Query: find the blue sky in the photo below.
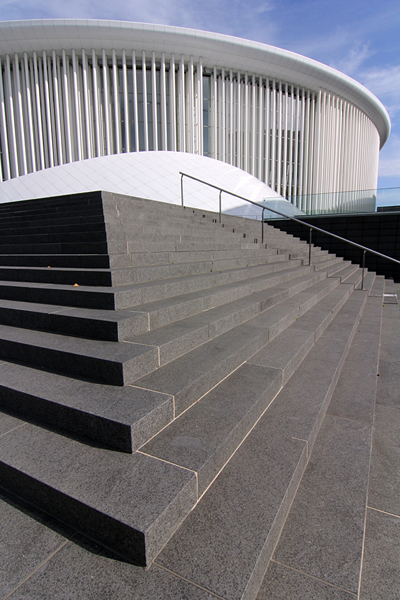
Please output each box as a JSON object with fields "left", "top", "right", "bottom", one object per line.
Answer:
{"left": 1, "top": 0, "right": 399, "bottom": 190}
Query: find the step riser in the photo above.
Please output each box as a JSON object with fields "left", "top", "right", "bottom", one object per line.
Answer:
{"left": 0, "top": 242, "right": 109, "bottom": 255}
{"left": 0, "top": 284, "right": 115, "bottom": 309}
{"left": 0, "top": 223, "right": 107, "bottom": 237}
{"left": 0, "top": 338, "right": 159, "bottom": 385}
{"left": 0, "top": 255, "right": 110, "bottom": 268}
{"left": 111, "top": 254, "right": 291, "bottom": 287}
{"left": 0, "top": 268, "right": 112, "bottom": 286}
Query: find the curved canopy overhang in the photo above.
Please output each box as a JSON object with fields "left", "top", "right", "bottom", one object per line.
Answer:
{"left": 0, "top": 19, "right": 391, "bottom": 149}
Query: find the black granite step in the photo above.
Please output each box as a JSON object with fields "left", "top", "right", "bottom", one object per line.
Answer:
{"left": 0, "top": 230, "right": 108, "bottom": 246}
{"left": 0, "top": 266, "right": 112, "bottom": 286}
{"left": 0, "top": 221, "right": 106, "bottom": 237}
{"left": 0, "top": 254, "right": 110, "bottom": 268}
{"left": 0, "top": 240, "right": 109, "bottom": 255}
{"left": 0, "top": 300, "right": 148, "bottom": 341}
{"left": 0, "top": 324, "right": 159, "bottom": 385}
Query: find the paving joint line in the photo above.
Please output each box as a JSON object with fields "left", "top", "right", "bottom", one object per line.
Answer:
{"left": 1, "top": 538, "right": 71, "bottom": 600}
{"left": 270, "top": 559, "right": 358, "bottom": 597}
{"left": 367, "top": 506, "right": 400, "bottom": 519}
{"left": 153, "top": 561, "right": 228, "bottom": 600}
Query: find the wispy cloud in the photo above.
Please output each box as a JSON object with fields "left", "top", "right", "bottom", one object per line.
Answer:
{"left": 331, "top": 42, "right": 372, "bottom": 76}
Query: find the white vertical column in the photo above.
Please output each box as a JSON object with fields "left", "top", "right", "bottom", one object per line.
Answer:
{"left": 71, "top": 49, "right": 82, "bottom": 160}
{"left": 264, "top": 77, "right": 270, "bottom": 185}
{"left": 244, "top": 72, "right": 249, "bottom": 171}
{"left": 250, "top": 74, "right": 256, "bottom": 176}
{"left": 131, "top": 50, "right": 139, "bottom": 152}
{"left": 236, "top": 71, "right": 241, "bottom": 168}
{"left": 188, "top": 56, "right": 194, "bottom": 154}
{"left": 151, "top": 51, "right": 158, "bottom": 151}
{"left": 32, "top": 52, "right": 45, "bottom": 170}
{"left": 112, "top": 49, "right": 121, "bottom": 154}
{"left": 212, "top": 66, "right": 217, "bottom": 158}
{"left": 270, "top": 79, "right": 276, "bottom": 190}
{"left": 221, "top": 67, "right": 226, "bottom": 162}
{"left": 5, "top": 54, "right": 19, "bottom": 176}
{"left": 293, "top": 87, "right": 300, "bottom": 203}
{"left": 313, "top": 90, "right": 321, "bottom": 196}
{"left": 276, "top": 81, "right": 283, "bottom": 194}
{"left": 13, "top": 53, "right": 27, "bottom": 174}
{"left": 229, "top": 69, "right": 233, "bottom": 164}
{"left": 20, "top": 54, "right": 33, "bottom": 171}
{"left": 91, "top": 50, "right": 101, "bottom": 157}
{"left": 178, "top": 54, "right": 185, "bottom": 152}
{"left": 141, "top": 51, "right": 149, "bottom": 151}
{"left": 288, "top": 87, "right": 295, "bottom": 198}
{"left": 81, "top": 49, "right": 91, "bottom": 159}
{"left": 282, "top": 82, "right": 288, "bottom": 196}
{"left": 257, "top": 75, "right": 263, "bottom": 180}
{"left": 197, "top": 58, "right": 203, "bottom": 155}
{"left": 160, "top": 52, "right": 167, "bottom": 150}
{"left": 0, "top": 58, "right": 11, "bottom": 180}
{"left": 62, "top": 50, "right": 72, "bottom": 162}
{"left": 169, "top": 54, "right": 176, "bottom": 151}
{"left": 122, "top": 49, "right": 130, "bottom": 153}
{"left": 42, "top": 51, "right": 54, "bottom": 167}
{"left": 51, "top": 51, "right": 63, "bottom": 164}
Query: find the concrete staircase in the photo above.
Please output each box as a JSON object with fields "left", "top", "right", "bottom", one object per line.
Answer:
{"left": 0, "top": 191, "right": 382, "bottom": 599}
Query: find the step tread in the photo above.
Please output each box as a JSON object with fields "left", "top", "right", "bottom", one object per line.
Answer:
{"left": 154, "top": 293, "right": 368, "bottom": 600}
{"left": 0, "top": 324, "right": 158, "bottom": 385}
{"left": 134, "top": 278, "right": 341, "bottom": 414}
{"left": 0, "top": 417, "right": 197, "bottom": 566}
{"left": 0, "top": 360, "right": 173, "bottom": 453}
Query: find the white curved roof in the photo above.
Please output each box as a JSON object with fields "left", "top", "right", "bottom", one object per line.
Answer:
{"left": 0, "top": 151, "right": 290, "bottom": 219}
{"left": 0, "top": 19, "right": 390, "bottom": 148}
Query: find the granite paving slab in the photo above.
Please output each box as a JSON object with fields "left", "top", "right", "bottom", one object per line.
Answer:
{"left": 272, "top": 414, "right": 372, "bottom": 594}
{"left": 141, "top": 363, "right": 282, "bottom": 496}
{"left": 256, "top": 561, "right": 357, "bottom": 600}
{"left": 0, "top": 362, "right": 174, "bottom": 452}
{"left": 368, "top": 404, "right": 400, "bottom": 517}
{"left": 0, "top": 420, "right": 197, "bottom": 566}
{"left": 0, "top": 490, "right": 72, "bottom": 598}
{"left": 359, "top": 509, "right": 400, "bottom": 600}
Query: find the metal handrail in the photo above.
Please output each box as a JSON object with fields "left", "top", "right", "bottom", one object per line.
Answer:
{"left": 180, "top": 171, "right": 400, "bottom": 290}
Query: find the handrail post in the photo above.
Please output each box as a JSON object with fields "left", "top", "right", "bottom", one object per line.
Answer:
{"left": 309, "top": 228, "right": 312, "bottom": 266}
{"left": 219, "top": 190, "right": 222, "bottom": 224}
{"left": 261, "top": 207, "right": 265, "bottom": 244}
{"left": 181, "top": 173, "right": 184, "bottom": 207}
{"left": 361, "top": 249, "right": 366, "bottom": 290}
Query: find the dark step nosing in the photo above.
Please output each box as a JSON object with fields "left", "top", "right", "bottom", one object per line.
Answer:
{"left": 0, "top": 242, "right": 109, "bottom": 255}
{"left": 0, "top": 282, "right": 116, "bottom": 309}
{"left": 0, "top": 426, "right": 197, "bottom": 566}
{"left": 0, "top": 362, "right": 174, "bottom": 452}
{"left": 0, "top": 302, "right": 149, "bottom": 341}
{"left": 0, "top": 328, "right": 159, "bottom": 385}
{"left": 0, "top": 266, "right": 113, "bottom": 286}
{"left": 0, "top": 254, "right": 110, "bottom": 268}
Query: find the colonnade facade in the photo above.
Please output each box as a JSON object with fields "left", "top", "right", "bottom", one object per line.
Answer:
{"left": 0, "top": 44, "right": 382, "bottom": 211}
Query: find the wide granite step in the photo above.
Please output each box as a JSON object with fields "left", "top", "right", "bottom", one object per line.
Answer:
{"left": 0, "top": 324, "right": 159, "bottom": 385}
{"left": 0, "top": 280, "right": 372, "bottom": 573}
{"left": 153, "top": 289, "right": 371, "bottom": 600}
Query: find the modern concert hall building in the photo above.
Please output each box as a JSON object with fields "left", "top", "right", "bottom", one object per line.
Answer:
{"left": 0, "top": 19, "right": 391, "bottom": 213}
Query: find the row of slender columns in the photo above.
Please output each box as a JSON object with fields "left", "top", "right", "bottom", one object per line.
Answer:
{"left": 0, "top": 49, "right": 380, "bottom": 213}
